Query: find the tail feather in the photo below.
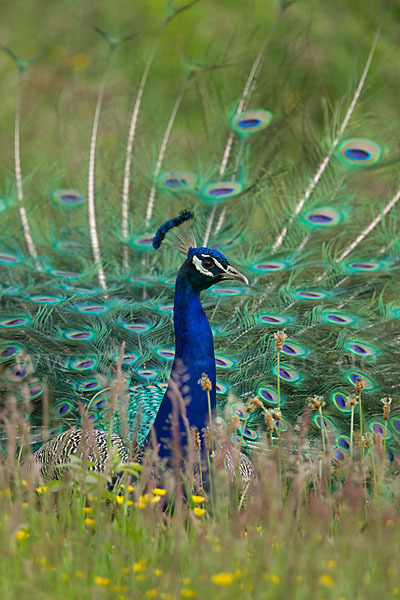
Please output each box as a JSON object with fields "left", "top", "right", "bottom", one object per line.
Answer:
{"left": 0, "top": 3, "right": 399, "bottom": 466}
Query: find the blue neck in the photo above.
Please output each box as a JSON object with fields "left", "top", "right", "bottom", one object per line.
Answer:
{"left": 152, "top": 264, "right": 216, "bottom": 457}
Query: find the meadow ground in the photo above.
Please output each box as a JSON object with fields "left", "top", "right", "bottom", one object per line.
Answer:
{"left": 0, "top": 420, "right": 399, "bottom": 600}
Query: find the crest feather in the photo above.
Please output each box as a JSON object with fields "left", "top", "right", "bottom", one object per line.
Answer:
{"left": 152, "top": 210, "right": 196, "bottom": 254}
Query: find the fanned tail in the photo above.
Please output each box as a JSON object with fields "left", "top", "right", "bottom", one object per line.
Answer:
{"left": 0, "top": 3, "right": 399, "bottom": 470}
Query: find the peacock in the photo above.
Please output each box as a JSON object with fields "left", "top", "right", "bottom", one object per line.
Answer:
{"left": 0, "top": 0, "right": 400, "bottom": 480}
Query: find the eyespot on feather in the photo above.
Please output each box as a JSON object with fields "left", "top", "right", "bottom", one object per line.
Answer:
{"left": 201, "top": 181, "right": 243, "bottom": 202}
{"left": 52, "top": 189, "right": 84, "bottom": 206}
{"left": 158, "top": 171, "right": 197, "bottom": 192}
{"left": 336, "top": 138, "right": 382, "bottom": 166}
{"left": 231, "top": 109, "right": 273, "bottom": 136}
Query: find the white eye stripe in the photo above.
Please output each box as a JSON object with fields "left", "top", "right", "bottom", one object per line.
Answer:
{"left": 199, "top": 254, "right": 225, "bottom": 271}
{"left": 192, "top": 255, "right": 214, "bottom": 277}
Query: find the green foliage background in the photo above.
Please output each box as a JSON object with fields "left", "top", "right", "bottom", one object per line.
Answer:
{"left": 0, "top": 0, "right": 399, "bottom": 181}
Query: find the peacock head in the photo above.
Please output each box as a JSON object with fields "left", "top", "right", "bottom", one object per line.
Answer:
{"left": 152, "top": 210, "right": 249, "bottom": 291}
{"left": 185, "top": 246, "right": 248, "bottom": 291}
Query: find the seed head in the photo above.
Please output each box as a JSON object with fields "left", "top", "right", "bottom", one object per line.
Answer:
{"left": 274, "top": 330, "right": 287, "bottom": 352}
{"left": 362, "top": 432, "right": 374, "bottom": 449}
{"left": 192, "top": 427, "right": 201, "bottom": 450}
{"left": 264, "top": 412, "right": 274, "bottom": 432}
{"left": 228, "top": 416, "right": 241, "bottom": 432}
{"left": 271, "top": 408, "right": 281, "bottom": 422}
{"left": 199, "top": 373, "right": 212, "bottom": 391}
{"left": 246, "top": 396, "right": 263, "bottom": 413}
{"left": 381, "top": 397, "right": 392, "bottom": 421}
{"left": 347, "top": 394, "right": 358, "bottom": 408}
{"left": 307, "top": 395, "right": 326, "bottom": 410}
{"left": 354, "top": 376, "right": 365, "bottom": 394}
{"left": 203, "top": 427, "right": 212, "bottom": 451}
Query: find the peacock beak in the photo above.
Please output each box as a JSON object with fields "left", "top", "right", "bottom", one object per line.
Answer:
{"left": 222, "top": 265, "right": 249, "bottom": 285}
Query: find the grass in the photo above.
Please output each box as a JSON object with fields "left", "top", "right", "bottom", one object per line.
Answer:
{"left": 1, "top": 410, "right": 400, "bottom": 600}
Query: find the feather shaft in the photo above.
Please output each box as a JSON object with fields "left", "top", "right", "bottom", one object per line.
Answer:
{"left": 272, "top": 29, "right": 380, "bottom": 252}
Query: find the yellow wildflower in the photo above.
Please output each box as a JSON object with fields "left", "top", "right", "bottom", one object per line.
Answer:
{"left": 152, "top": 488, "right": 167, "bottom": 496}
{"left": 146, "top": 590, "right": 158, "bottom": 598}
{"left": 181, "top": 589, "right": 196, "bottom": 598}
{"left": 94, "top": 576, "right": 110, "bottom": 587}
{"left": 191, "top": 495, "right": 206, "bottom": 504}
{"left": 150, "top": 496, "right": 161, "bottom": 504}
{"left": 76, "top": 571, "right": 84, "bottom": 578}
{"left": 70, "top": 53, "right": 91, "bottom": 73}
{"left": 116, "top": 495, "right": 124, "bottom": 505}
{"left": 5, "top": 488, "right": 11, "bottom": 496}
{"left": 393, "top": 588, "right": 399, "bottom": 595}
{"left": 36, "top": 486, "right": 49, "bottom": 494}
{"left": 112, "top": 586, "right": 128, "bottom": 593}
{"left": 182, "top": 578, "right": 190, "bottom": 585}
{"left": 211, "top": 572, "right": 234, "bottom": 586}
{"left": 83, "top": 506, "right": 93, "bottom": 514}
{"left": 154, "top": 569, "right": 163, "bottom": 577}
{"left": 84, "top": 518, "right": 95, "bottom": 527}
{"left": 133, "top": 561, "right": 146, "bottom": 573}
{"left": 262, "top": 573, "right": 280, "bottom": 584}
{"left": 234, "top": 568, "right": 248, "bottom": 578}
{"left": 320, "top": 574, "right": 334, "bottom": 586}
{"left": 16, "top": 529, "right": 30, "bottom": 541}
{"left": 22, "top": 502, "right": 29, "bottom": 508}
{"left": 193, "top": 507, "right": 206, "bottom": 517}
{"left": 139, "top": 494, "right": 151, "bottom": 509}
{"left": 21, "top": 479, "right": 28, "bottom": 487}
{"left": 327, "top": 559, "right": 336, "bottom": 570}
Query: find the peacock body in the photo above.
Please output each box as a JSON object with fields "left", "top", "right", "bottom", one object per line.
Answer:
{"left": 0, "top": 0, "right": 400, "bottom": 477}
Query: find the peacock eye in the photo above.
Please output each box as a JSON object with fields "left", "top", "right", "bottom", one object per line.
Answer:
{"left": 201, "top": 258, "right": 214, "bottom": 269}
